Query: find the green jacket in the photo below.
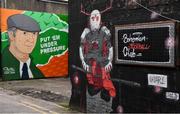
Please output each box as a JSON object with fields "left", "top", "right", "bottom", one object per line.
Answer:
{"left": 2, "top": 46, "right": 44, "bottom": 81}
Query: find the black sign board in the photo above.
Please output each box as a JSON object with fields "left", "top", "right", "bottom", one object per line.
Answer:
{"left": 115, "top": 21, "right": 175, "bottom": 67}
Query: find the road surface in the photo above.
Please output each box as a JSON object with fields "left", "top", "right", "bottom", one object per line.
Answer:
{"left": 0, "top": 88, "right": 70, "bottom": 113}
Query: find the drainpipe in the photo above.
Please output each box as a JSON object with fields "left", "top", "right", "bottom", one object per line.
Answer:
{"left": 4, "top": 0, "right": 7, "bottom": 8}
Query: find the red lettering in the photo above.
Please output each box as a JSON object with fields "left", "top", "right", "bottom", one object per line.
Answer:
{"left": 128, "top": 43, "right": 150, "bottom": 50}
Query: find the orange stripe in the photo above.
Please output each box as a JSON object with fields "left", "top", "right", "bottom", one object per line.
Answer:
{"left": 37, "top": 51, "right": 68, "bottom": 77}
{"left": 1, "top": 8, "right": 24, "bottom": 32}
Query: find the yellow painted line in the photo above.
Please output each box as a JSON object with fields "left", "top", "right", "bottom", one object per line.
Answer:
{"left": 21, "top": 101, "right": 59, "bottom": 114}
{"left": 53, "top": 103, "right": 69, "bottom": 110}
{"left": 18, "top": 102, "right": 47, "bottom": 114}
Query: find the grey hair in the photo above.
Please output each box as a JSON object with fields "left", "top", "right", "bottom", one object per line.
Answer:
{"left": 7, "top": 27, "right": 17, "bottom": 37}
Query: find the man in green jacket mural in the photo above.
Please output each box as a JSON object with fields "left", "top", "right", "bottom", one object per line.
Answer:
{"left": 2, "top": 14, "right": 44, "bottom": 81}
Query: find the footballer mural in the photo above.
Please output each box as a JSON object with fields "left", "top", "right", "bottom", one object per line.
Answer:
{"left": 1, "top": 8, "right": 68, "bottom": 81}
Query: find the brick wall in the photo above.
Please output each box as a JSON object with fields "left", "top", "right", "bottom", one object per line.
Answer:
{"left": 1, "top": 0, "right": 68, "bottom": 14}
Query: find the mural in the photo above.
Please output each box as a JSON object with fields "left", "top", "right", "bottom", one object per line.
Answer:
{"left": 69, "top": 0, "right": 180, "bottom": 113}
{"left": 79, "top": 9, "right": 116, "bottom": 98}
{"left": 69, "top": 0, "right": 116, "bottom": 113}
{"left": 1, "top": 8, "right": 68, "bottom": 80}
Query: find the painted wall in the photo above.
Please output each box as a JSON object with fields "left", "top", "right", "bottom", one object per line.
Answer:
{"left": 1, "top": 8, "right": 68, "bottom": 80}
{"left": 69, "top": 0, "right": 180, "bottom": 113}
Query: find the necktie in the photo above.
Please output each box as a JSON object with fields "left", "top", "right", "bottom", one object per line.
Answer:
{"left": 22, "top": 63, "right": 29, "bottom": 80}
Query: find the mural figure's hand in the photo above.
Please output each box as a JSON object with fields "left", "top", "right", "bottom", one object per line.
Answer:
{"left": 105, "top": 61, "right": 112, "bottom": 72}
{"left": 82, "top": 60, "right": 89, "bottom": 72}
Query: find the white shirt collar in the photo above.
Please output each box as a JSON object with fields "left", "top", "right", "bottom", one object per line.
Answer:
{"left": 19, "top": 58, "right": 33, "bottom": 79}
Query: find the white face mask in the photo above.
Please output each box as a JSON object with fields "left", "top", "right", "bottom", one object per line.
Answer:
{"left": 90, "top": 10, "right": 101, "bottom": 31}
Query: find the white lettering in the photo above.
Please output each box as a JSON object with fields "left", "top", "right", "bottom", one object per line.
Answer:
{"left": 122, "top": 46, "right": 136, "bottom": 58}
{"left": 122, "top": 32, "right": 147, "bottom": 44}
{"left": 40, "top": 46, "right": 66, "bottom": 54}
{"left": 40, "top": 41, "right": 58, "bottom": 48}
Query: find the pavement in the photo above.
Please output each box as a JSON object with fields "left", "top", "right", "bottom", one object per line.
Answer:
{"left": 0, "top": 77, "right": 75, "bottom": 113}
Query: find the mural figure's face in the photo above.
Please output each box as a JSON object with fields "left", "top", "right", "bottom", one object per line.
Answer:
{"left": 90, "top": 10, "right": 101, "bottom": 31}
{"left": 13, "top": 29, "right": 38, "bottom": 54}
